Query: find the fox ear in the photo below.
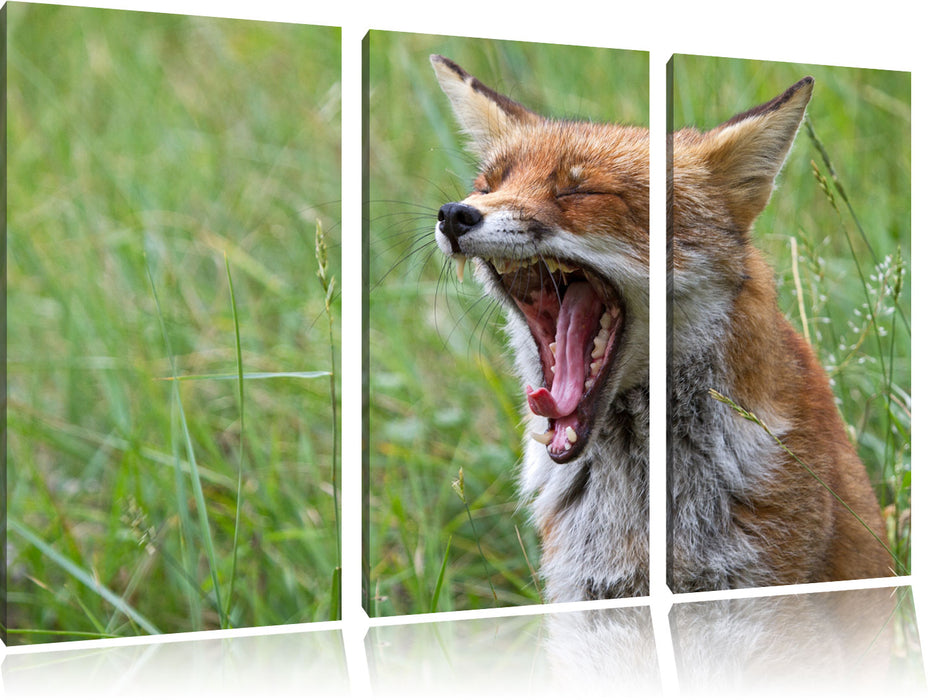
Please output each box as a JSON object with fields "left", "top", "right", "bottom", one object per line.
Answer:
{"left": 704, "top": 77, "right": 814, "bottom": 231}
{"left": 431, "top": 54, "right": 539, "bottom": 154}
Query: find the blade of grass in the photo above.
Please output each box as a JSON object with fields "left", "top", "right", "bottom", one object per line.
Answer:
{"left": 69, "top": 583, "right": 108, "bottom": 636}
{"left": 224, "top": 254, "right": 245, "bottom": 624}
{"left": 169, "top": 393, "right": 202, "bottom": 629}
{"left": 9, "top": 518, "right": 161, "bottom": 635}
{"left": 429, "top": 536, "right": 453, "bottom": 613}
{"left": 789, "top": 236, "right": 812, "bottom": 347}
{"left": 515, "top": 524, "right": 543, "bottom": 603}
{"left": 156, "top": 371, "right": 331, "bottom": 382}
{"left": 315, "top": 219, "right": 341, "bottom": 618}
{"left": 146, "top": 257, "right": 228, "bottom": 628}
{"left": 452, "top": 468, "right": 498, "bottom": 605}
{"left": 4, "top": 628, "right": 122, "bottom": 640}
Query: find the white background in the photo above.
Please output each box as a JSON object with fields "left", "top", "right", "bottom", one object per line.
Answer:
{"left": 3, "top": 0, "right": 931, "bottom": 697}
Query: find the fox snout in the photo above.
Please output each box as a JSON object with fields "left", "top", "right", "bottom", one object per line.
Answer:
{"left": 437, "top": 201, "right": 482, "bottom": 253}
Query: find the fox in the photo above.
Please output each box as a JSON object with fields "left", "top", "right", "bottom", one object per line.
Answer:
{"left": 430, "top": 54, "right": 893, "bottom": 601}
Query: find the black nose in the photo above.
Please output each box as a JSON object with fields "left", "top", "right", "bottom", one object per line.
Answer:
{"left": 438, "top": 202, "right": 482, "bottom": 247}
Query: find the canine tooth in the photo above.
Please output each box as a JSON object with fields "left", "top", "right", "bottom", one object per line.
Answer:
{"left": 566, "top": 426, "right": 578, "bottom": 444}
{"left": 492, "top": 258, "right": 505, "bottom": 274}
{"left": 532, "top": 429, "right": 555, "bottom": 445}
{"left": 454, "top": 254, "right": 467, "bottom": 283}
{"left": 600, "top": 311, "right": 612, "bottom": 329}
{"left": 591, "top": 338, "right": 607, "bottom": 358}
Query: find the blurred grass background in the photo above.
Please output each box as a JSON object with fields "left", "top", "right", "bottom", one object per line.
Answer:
{"left": 671, "top": 56, "right": 911, "bottom": 574}
{"left": 5, "top": 4, "right": 341, "bottom": 643}
{"left": 366, "top": 31, "right": 649, "bottom": 616}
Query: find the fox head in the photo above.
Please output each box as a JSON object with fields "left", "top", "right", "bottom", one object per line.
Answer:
{"left": 431, "top": 55, "right": 649, "bottom": 465}
{"left": 669, "top": 77, "right": 814, "bottom": 357}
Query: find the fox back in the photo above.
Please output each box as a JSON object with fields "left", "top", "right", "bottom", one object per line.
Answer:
{"left": 431, "top": 56, "right": 892, "bottom": 601}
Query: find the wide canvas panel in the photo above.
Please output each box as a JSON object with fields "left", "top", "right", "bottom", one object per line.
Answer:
{"left": 365, "top": 30, "right": 649, "bottom": 615}
{"left": 667, "top": 54, "right": 910, "bottom": 591}
{"left": 4, "top": 2, "right": 341, "bottom": 644}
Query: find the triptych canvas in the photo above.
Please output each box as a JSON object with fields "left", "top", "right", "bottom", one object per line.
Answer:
{"left": 1, "top": 1, "right": 922, "bottom": 694}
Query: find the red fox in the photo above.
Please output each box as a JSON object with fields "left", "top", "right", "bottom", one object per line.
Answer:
{"left": 431, "top": 55, "right": 893, "bottom": 601}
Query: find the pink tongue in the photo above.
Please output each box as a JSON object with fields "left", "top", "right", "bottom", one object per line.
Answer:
{"left": 526, "top": 281, "right": 601, "bottom": 418}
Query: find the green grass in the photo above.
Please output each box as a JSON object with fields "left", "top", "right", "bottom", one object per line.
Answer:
{"left": 366, "top": 32, "right": 649, "bottom": 616}
{"left": 672, "top": 55, "right": 911, "bottom": 574}
{"left": 5, "top": 4, "right": 341, "bottom": 643}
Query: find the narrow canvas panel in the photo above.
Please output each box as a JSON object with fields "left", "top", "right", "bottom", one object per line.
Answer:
{"left": 365, "top": 30, "right": 649, "bottom": 615}
{"left": 4, "top": 2, "right": 341, "bottom": 644}
{"left": 666, "top": 54, "right": 910, "bottom": 591}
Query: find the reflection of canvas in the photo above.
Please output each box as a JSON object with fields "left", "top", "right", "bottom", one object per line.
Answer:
{"left": 365, "top": 587, "right": 922, "bottom": 697}
{"left": 5, "top": 4, "right": 341, "bottom": 644}
{"left": 668, "top": 56, "right": 910, "bottom": 591}
{"left": 366, "top": 32, "right": 649, "bottom": 615}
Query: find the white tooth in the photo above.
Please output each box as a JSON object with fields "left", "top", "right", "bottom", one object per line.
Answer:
{"left": 590, "top": 360, "right": 603, "bottom": 376}
{"left": 584, "top": 378, "right": 595, "bottom": 391}
{"left": 597, "top": 328, "right": 610, "bottom": 343}
{"left": 532, "top": 429, "right": 555, "bottom": 445}
{"left": 610, "top": 306, "right": 620, "bottom": 318}
{"left": 454, "top": 254, "right": 467, "bottom": 283}
{"left": 566, "top": 426, "right": 578, "bottom": 444}
{"left": 591, "top": 338, "right": 607, "bottom": 358}
{"left": 550, "top": 365, "right": 556, "bottom": 375}
{"left": 600, "top": 311, "right": 612, "bottom": 329}
{"left": 549, "top": 342, "right": 557, "bottom": 356}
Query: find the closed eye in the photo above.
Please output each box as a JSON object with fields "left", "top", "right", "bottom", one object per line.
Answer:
{"left": 556, "top": 189, "right": 622, "bottom": 199}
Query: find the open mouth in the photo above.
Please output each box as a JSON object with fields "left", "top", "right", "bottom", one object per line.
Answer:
{"left": 454, "top": 253, "right": 624, "bottom": 463}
